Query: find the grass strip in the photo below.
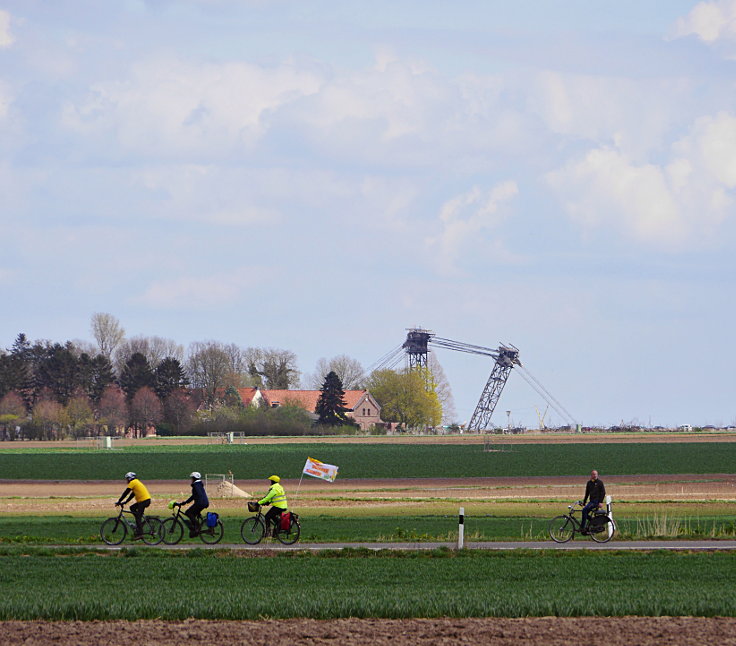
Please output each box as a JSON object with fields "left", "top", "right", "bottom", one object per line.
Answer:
{"left": 1, "top": 514, "right": 735, "bottom": 545}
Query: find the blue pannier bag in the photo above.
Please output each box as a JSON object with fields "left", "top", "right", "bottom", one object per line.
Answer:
{"left": 206, "top": 512, "right": 218, "bottom": 528}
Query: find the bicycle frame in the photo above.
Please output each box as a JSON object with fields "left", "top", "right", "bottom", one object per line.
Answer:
{"left": 563, "top": 504, "right": 584, "bottom": 534}
{"left": 114, "top": 506, "right": 146, "bottom": 531}
{"left": 168, "top": 505, "right": 203, "bottom": 531}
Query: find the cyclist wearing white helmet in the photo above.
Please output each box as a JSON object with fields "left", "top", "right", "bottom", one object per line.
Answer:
{"left": 116, "top": 472, "right": 151, "bottom": 540}
{"left": 174, "top": 471, "right": 209, "bottom": 537}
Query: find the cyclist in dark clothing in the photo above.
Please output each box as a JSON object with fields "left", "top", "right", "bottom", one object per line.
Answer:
{"left": 175, "top": 471, "right": 209, "bottom": 537}
{"left": 580, "top": 470, "right": 606, "bottom": 533}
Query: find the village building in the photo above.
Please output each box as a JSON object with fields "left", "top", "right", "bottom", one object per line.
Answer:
{"left": 235, "top": 387, "right": 382, "bottom": 431}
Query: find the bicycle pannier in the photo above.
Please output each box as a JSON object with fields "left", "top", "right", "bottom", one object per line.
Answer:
{"left": 206, "top": 512, "right": 218, "bottom": 528}
{"left": 280, "top": 512, "right": 291, "bottom": 531}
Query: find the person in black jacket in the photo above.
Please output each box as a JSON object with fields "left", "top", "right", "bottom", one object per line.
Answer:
{"left": 580, "top": 470, "right": 606, "bottom": 534}
{"left": 176, "top": 471, "right": 210, "bottom": 537}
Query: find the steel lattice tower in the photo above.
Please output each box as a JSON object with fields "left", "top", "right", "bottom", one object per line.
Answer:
{"left": 466, "top": 345, "right": 520, "bottom": 431}
{"left": 402, "top": 328, "right": 432, "bottom": 370}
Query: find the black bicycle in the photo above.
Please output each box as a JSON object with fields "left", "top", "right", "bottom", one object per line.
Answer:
{"left": 240, "top": 502, "right": 301, "bottom": 545}
{"left": 160, "top": 504, "right": 224, "bottom": 545}
{"left": 549, "top": 501, "right": 614, "bottom": 543}
{"left": 100, "top": 504, "right": 164, "bottom": 546}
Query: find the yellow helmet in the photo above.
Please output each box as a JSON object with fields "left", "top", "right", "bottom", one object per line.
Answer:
{"left": 268, "top": 475, "right": 280, "bottom": 483}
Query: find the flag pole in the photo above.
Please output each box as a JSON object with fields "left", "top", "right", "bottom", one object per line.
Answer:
{"left": 295, "top": 472, "right": 305, "bottom": 499}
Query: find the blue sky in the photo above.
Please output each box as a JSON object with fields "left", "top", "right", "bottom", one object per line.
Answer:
{"left": 1, "top": 1, "right": 735, "bottom": 428}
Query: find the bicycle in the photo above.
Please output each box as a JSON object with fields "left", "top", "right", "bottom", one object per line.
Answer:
{"left": 100, "top": 504, "right": 164, "bottom": 546}
{"left": 549, "top": 500, "right": 615, "bottom": 544}
{"left": 240, "top": 502, "right": 301, "bottom": 545}
{"left": 160, "top": 504, "right": 224, "bottom": 545}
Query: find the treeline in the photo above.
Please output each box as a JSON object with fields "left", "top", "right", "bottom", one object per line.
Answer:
{"left": 0, "top": 310, "right": 307, "bottom": 439}
{"left": 0, "top": 313, "right": 456, "bottom": 440}
{"left": 0, "top": 332, "right": 194, "bottom": 439}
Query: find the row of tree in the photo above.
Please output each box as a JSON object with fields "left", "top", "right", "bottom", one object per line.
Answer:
{"left": 0, "top": 313, "right": 456, "bottom": 438}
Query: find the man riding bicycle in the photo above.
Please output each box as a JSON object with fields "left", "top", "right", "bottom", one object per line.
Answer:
{"left": 258, "top": 475, "right": 288, "bottom": 536}
{"left": 174, "top": 471, "right": 209, "bottom": 537}
{"left": 115, "top": 472, "right": 151, "bottom": 540}
{"left": 580, "top": 469, "right": 606, "bottom": 534}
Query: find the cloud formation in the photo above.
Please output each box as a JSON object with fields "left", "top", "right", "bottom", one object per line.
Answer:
{"left": 62, "top": 58, "right": 322, "bottom": 158}
{"left": 673, "top": 0, "right": 736, "bottom": 42}
{"left": 546, "top": 112, "right": 736, "bottom": 247}
{"left": 139, "top": 267, "right": 266, "bottom": 310}
{"left": 427, "top": 181, "right": 519, "bottom": 275}
{"left": 0, "top": 10, "right": 13, "bottom": 49}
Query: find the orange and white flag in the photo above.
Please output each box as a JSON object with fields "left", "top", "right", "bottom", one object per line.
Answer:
{"left": 302, "top": 456, "right": 339, "bottom": 482}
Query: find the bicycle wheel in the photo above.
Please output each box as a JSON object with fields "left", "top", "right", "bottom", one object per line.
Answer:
{"left": 100, "top": 517, "right": 127, "bottom": 545}
{"left": 276, "top": 518, "right": 301, "bottom": 545}
{"left": 590, "top": 518, "right": 614, "bottom": 543}
{"left": 161, "top": 518, "right": 184, "bottom": 545}
{"left": 240, "top": 516, "right": 265, "bottom": 544}
{"left": 549, "top": 515, "right": 575, "bottom": 543}
{"left": 200, "top": 520, "right": 224, "bottom": 545}
{"left": 141, "top": 517, "right": 164, "bottom": 545}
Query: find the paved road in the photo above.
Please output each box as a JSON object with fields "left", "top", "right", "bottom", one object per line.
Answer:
{"left": 51, "top": 540, "right": 736, "bottom": 551}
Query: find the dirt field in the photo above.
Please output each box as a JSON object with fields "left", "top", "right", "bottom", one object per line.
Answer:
{"left": 3, "top": 617, "right": 736, "bottom": 645}
{"left": 1, "top": 473, "right": 734, "bottom": 515}
{"left": 7, "top": 431, "right": 736, "bottom": 449}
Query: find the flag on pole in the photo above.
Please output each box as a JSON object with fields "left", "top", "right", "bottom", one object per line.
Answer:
{"left": 302, "top": 456, "right": 339, "bottom": 482}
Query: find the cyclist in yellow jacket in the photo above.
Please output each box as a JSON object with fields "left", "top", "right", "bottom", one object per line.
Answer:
{"left": 258, "top": 475, "right": 288, "bottom": 536}
{"left": 116, "top": 472, "right": 151, "bottom": 540}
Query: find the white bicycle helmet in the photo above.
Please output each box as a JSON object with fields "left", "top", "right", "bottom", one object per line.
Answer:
{"left": 190, "top": 471, "right": 202, "bottom": 480}
{"left": 124, "top": 472, "right": 136, "bottom": 481}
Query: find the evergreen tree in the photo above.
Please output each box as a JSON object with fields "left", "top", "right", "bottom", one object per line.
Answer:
{"left": 119, "top": 352, "right": 155, "bottom": 401}
{"left": 154, "top": 357, "right": 189, "bottom": 400}
{"left": 1, "top": 334, "right": 34, "bottom": 408}
{"left": 315, "top": 371, "right": 350, "bottom": 426}
{"left": 35, "top": 343, "right": 80, "bottom": 406}
{"left": 223, "top": 385, "right": 243, "bottom": 408}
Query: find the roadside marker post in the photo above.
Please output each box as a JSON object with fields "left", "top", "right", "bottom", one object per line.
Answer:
{"left": 458, "top": 507, "right": 465, "bottom": 549}
{"left": 606, "top": 495, "right": 614, "bottom": 539}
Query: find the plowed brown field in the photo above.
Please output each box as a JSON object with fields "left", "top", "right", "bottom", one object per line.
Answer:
{"left": 2, "top": 617, "right": 736, "bottom": 645}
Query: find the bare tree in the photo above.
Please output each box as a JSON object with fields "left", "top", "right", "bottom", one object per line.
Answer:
{"left": 90, "top": 313, "right": 125, "bottom": 360}
{"left": 306, "top": 355, "right": 365, "bottom": 390}
{"left": 130, "top": 386, "right": 163, "bottom": 436}
{"left": 186, "top": 341, "right": 232, "bottom": 404}
{"left": 97, "top": 383, "right": 129, "bottom": 434}
{"left": 114, "top": 335, "right": 183, "bottom": 373}
{"left": 68, "top": 339, "right": 98, "bottom": 357}
{"left": 245, "top": 347, "right": 300, "bottom": 390}
{"left": 428, "top": 353, "right": 456, "bottom": 424}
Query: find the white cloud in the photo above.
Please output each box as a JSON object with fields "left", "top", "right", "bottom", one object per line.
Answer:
{"left": 63, "top": 58, "right": 322, "bottom": 157}
{"left": 0, "top": 81, "right": 11, "bottom": 121}
{"left": 61, "top": 52, "right": 523, "bottom": 167}
{"left": 136, "top": 165, "right": 282, "bottom": 226}
{"left": 673, "top": 0, "right": 736, "bottom": 42}
{"left": 528, "top": 71, "right": 690, "bottom": 159}
{"left": 426, "top": 181, "right": 519, "bottom": 275}
{"left": 546, "top": 112, "right": 736, "bottom": 247}
{"left": 139, "top": 267, "right": 265, "bottom": 309}
{"left": 0, "top": 10, "right": 13, "bottom": 49}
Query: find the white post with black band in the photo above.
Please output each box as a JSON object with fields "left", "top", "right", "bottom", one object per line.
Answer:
{"left": 458, "top": 507, "right": 465, "bottom": 549}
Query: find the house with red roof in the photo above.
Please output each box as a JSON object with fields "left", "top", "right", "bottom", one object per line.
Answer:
{"left": 235, "top": 387, "right": 382, "bottom": 430}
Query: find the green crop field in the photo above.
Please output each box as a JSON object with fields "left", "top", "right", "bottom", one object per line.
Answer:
{"left": 1, "top": 442, "right": 735, "bottom": 479}
{"left": 0, "top": 549, "right": 733, "bottom": 619}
